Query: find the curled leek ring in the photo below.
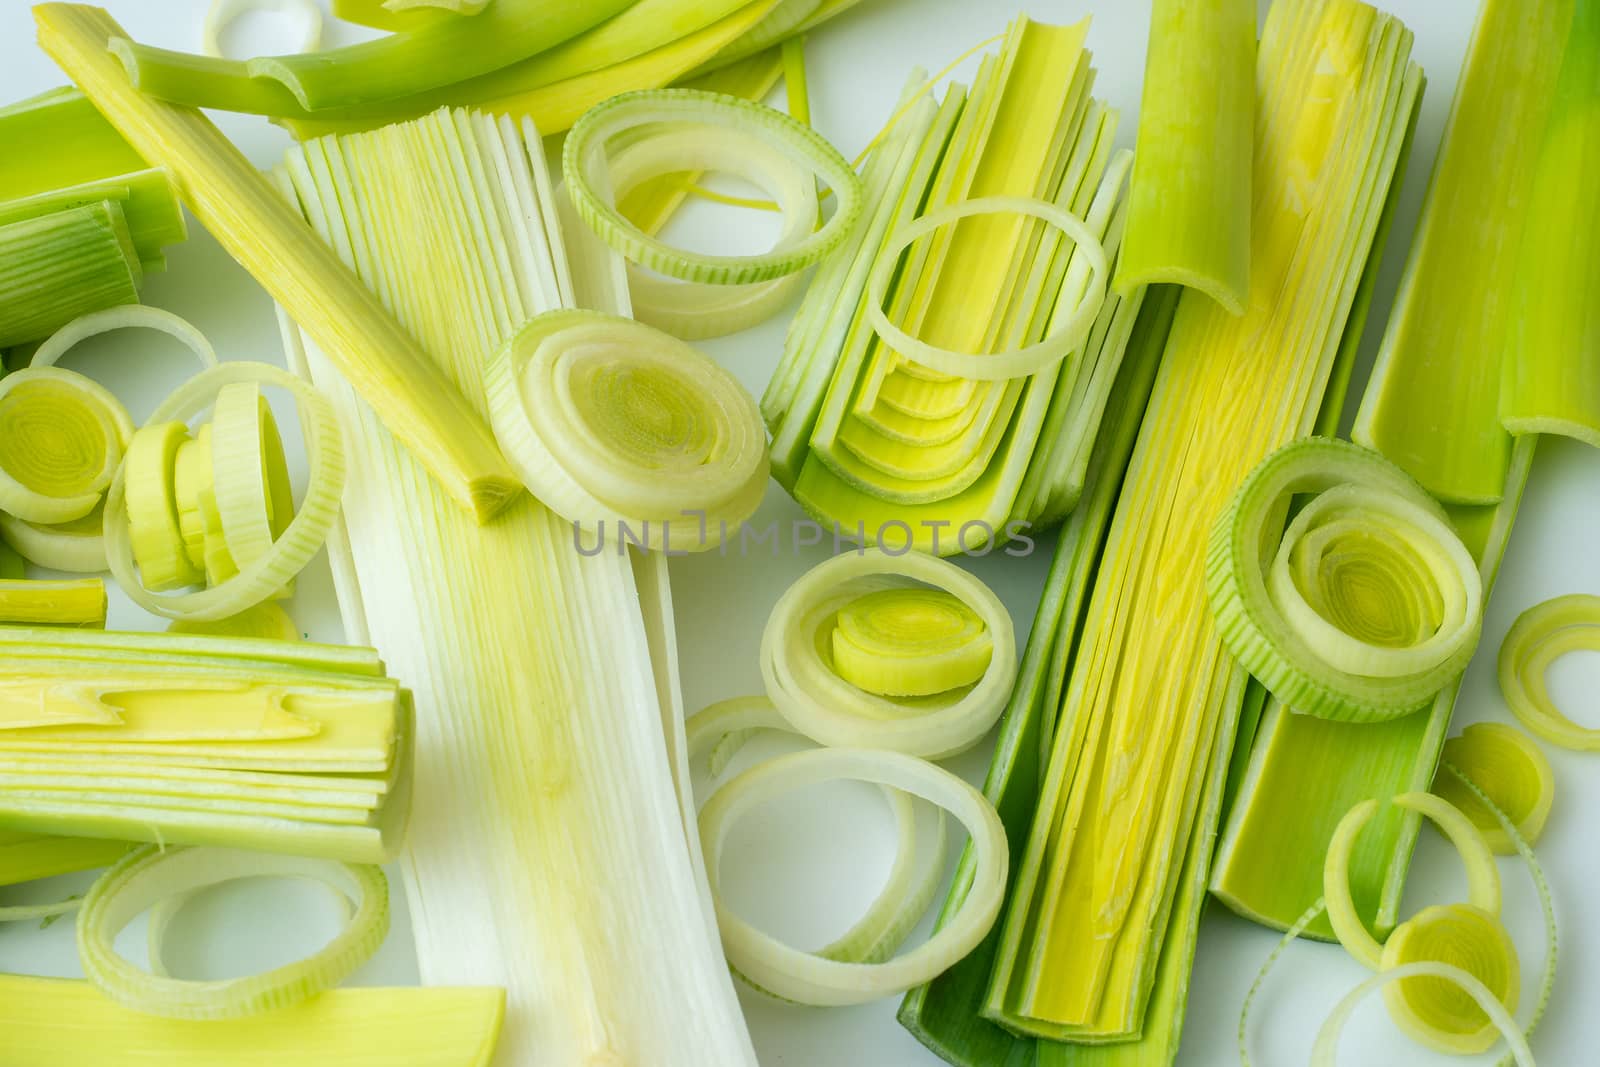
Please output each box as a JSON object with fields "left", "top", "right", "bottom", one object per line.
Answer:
{"left": 1433, "top": 723, "right": 1555, "bottom": 854}
{"left": 866, "top": 196, "right": 1109, "bottom": 381}
{"left": 485, "top": 309, "right": 768, "bottom": 553}
{"left": 699, "top": 747, "right": 1006, "bottom": 1006}
{"left": 760, "top": 550, "right": 1015, "bottom": 759}
{"left": 564, "top": 89, "right": 865, "bottom": 286}
{"left": 1498, "top": 593, "right": 1600, "bottom": 750}
{"left": 78, "top": 845, "right": 386, "bottom": 1020}
{"left": 1207, "top": 437, "right": 1483, "bottom": 723}
{"left": 105, "top": 362, "right": 344, "bottom": 621}
{"left": 607, "top": 126, "right": 817, "bottom": 340}
{"left": 30, "top": 305, "right": 219, "bottom": 373}
{"left": 202, "top": 0, "right": 323, "bottom": 59}
{"left": 0, "top": 503, "right": 108, "bottom": 574}
{"left": 0, "top": 369, "right": 133, "bottom": 525}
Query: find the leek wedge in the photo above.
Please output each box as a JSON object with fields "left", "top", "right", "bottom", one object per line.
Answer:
{"left": 1115, "top": 0, "right": 1254, "bottom": 313}
{"left": 277, "top": 107, "right": 757, "bottom": 1066}
{"left": 0, "top": 976, "right": 504, "bottom": 1067}
{"left": 36, "top": 5, "right": 522, "bottom": 523}
{"left": 984, "top": 0, "right": 1421, "bottom": 1050}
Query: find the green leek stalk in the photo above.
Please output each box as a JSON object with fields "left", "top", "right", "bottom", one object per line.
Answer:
{"left": 982, "top": 0, "right": 1421, "bottom": 1051}
{"left": 1352, "top": 0, "right": 1572, "bottom": 503}
{"left": 0, "top": 202, "right": 141, "bottom": 349}
{"left": 1500, "top": 0, "right": 1600, "bottom": 443}
{"left": 37, "top": 5, "right": 522, "bottom": 523}
{"left": 1114, "top": 0, "right": 1254, "bottom": 313}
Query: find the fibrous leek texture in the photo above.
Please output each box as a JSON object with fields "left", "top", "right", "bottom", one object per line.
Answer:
{"left": 766, "top": 17, "right": 1146, "bottom": 555}
{"left": 0, "top": 976, "right": 505, "bottom": 1067}
{"left": 36, "top": 5, "right": 522, "bottom": 523}
{"left": 276, "top": 107, "right": 757, "bottom": 1066}
{"left": 982, "top": 0, "right": 1421, "bottom": 1057}
{"left": 1214, "top": 0, "right": 1556, "bottom": 945}
{"left": 0, "top": 203, "right": 140, "bottom": 349}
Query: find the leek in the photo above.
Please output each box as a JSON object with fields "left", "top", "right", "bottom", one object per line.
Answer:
{"left": 0, "top": 366, "right": 133, "bottom": 524}
{"left": 37, "top": 5, "right": 523, "bottom": 522}
{"left": 0, "top": 577, "right": 107, "bottom": 627}
{"left": 277, "top": 106, "right": 758, "bottom": 1066}
{"left": 1114, "top": 0, "right": 1254, "bottom": 313}
{"left": 0, "top": 203, "right": 141, "bottom": 349}
{"left": 1432, "top": 723, "right": 1554, "bottom": 854}
{"left": 1498, "top": 593, "right": 1600, "bottom": 750}
{"left": 0, "top": 976, "right": 505, "bottom": 1067}
{"left": 984, "top": 0, "right": 1421, "bottom": 1050}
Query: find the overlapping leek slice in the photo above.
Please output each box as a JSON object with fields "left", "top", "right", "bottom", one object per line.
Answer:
{"left": 1208, "top": 438, "right": 1483, "bottom": 723}
{"left": 700, "top": 746, "right": 1007, "bottom": 1005}
{"left": 760, "top": 549, "right": 1014, "bottom": 758}
{"left": 485, "top": 309, "right": 767, "bottom": 552}
{"left": 0, "top": 367, "right": 133, "bottom": 525}
{"left": 1433, "top": 723, "right": 1555, "bottom": 854}
{"left": 0, "top": 577, "right": 107, "bottom": 628}
{"left": 79, "top": 845, "right": 387, "bottom": 1019}
{"left": 1498, "top": 593, "right": 1600, "bottom": 750}
{"left": 107, "top": 362, "right": 344, "bottom": 622}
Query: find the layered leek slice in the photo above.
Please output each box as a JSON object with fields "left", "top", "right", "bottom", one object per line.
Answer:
{"left": 0, "top": 629, "right": 411, "bottom": 864}
{"left": 276, "top": 107, "right": 757, "bottom": 1066}
{"left": 979, "top": 0, "right": 1422, "bottom": 1056}
{"left": 766, "top": 16, "right": 1147, "bottom": 555}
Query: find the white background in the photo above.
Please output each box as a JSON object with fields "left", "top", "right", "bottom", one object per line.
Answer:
{"left": 0, "top": 1, "right": 1596, "bottom": 1064}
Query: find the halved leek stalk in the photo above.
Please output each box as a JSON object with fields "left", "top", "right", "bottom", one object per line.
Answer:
{"left": 203, "top": 0, "right": 323, "bottom": 59}
{"left": 985, "top": 0, "right": 1421, "bottom": 1047}
{"left": 36, "top": 4, "right": 523, "bottom": 522}
{"left": 1114, "top": 0, "right": 1254, "bottom": 313}
{"left": 1353, "top": 0, "right": 1572, "bottom": 503}
{"left": 1433, "top": 723, "right": 1554, "bottom": 854}
{"left": 0, "top": 976, "right": 505, "bottom": 1067}
{"left": 211, "top": 381, "right": 295, "bottom": 572}
{"left": 0, "top": 366, "right": 132, "bottom": 524}
{"left": 0, "top": 202, "right": 141, "bottom": 348}
{"left": 279, "top": 107, "right": 759, "bottom": 1066}
{"left": 1498, "top": 593, "right": 1600, "bottom": 750}
{"left": 0, "top": 577, "right": 107, "bottom": 627}
{"left": 833, "top": 588, "right": 993, "bottom": 696}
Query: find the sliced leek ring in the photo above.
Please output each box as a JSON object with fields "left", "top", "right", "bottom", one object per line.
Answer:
{"left": 1433, "top": 723, "right": 1555, "bottom": 855}
{"left": 78, "top": 844, "right": 386, "bottom": 1020}
{"left": 0, "top": 368, "right": 132, "bottom": 525}
{"left": 832, "top": 588, "right": 993, "bottom": 697}
{"left": 30, "top": 305, "right": 219, "bottom": 373}
{"left": 202, "top": 0, "right": 323, "bottom": 59}
{"left": 565, "top": 89, "right": 864, "bottom": 286}
{"left": 760, "top": 549, "right": 1015, "bottom": 758}
{"left": 485, "top": 309, "right": 767, "bottom": 553}
{"left": 1208, "top": 438, "right": 1483, "bottom": 723}
{"left": 210, "top": 381, "right": 295, "bottom": 572}
{"left": 864, "top": 196, "right": 1108, "bottom": 381}
{"left": 122, "top": 421, "right": 205, "bottom": 592}
{"left": 105, "top": 362, "right": 343, "bottom": 622}
{"left": 169, "top": 601, "right": 302, "bottom": 642}
{"left": 0, "top": 503, "right": 109, "bottom": 574}
{"left": 1379, "top": 903, "right": 1520, "bottom": 1055}
{"left": 1498, "top": 593, "right": 1600, "bottom": 750}
{"left": 699, "top": 746, "right": 1005, "bottom": 1005}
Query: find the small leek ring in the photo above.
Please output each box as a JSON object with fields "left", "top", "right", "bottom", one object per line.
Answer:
{"left": 124, "top": 421, "right": 206, "bottom": 591}
{"left": 865, "top": 196, "right": 1108, "bottom": 381}
{"left": 1498, "top": 593, "right": 1600, "bottom": 750}
{"left": 1379, "top": 903, "right": 1520, "bottom": 1054}
{"left": 210, "top": 381, "right": 295, "bottom": 573}
{"left": 1433, "top": 723, "right": 1555, "bottom": 854}
{"left": 0, "top": 369, "right": 133, "bottom": 525}
{"left": 30, "top": 305, "right": 219, "bottom": 373}
{"left": 78, "top": 844, "right": 386, "bottom": 1020}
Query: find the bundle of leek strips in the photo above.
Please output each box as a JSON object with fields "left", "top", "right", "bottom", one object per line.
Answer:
{"left": 980, "top": 0, "right": 1421, "bottom": 1056}
{"left": 0, "top": 87, "right": 185, "bottom": 346}
{"left": 0, "top": 976, "right": 506, "bottom": 1067}
{"left": 766, "top": 16, "right": 1144, "bottom": 555}
{"left": 1214, "top": 0, "right": 1564, "bottom": 942}
{"left": 277, "top": 106, "right": 756, "bottom": 1066}
{"left": 0, "top": 628, "right": 412, "bottom": 864}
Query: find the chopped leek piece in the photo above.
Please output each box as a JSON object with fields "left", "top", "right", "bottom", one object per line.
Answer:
{"left": 211, "top": 382, "right": 294, "bottom": 573}
{"left": 2, "top": 501, "right": 111, "bottom": 575}
{"left": 1498, "top": 593, "right": 1600, "bottom": 750}
{"left": 832, "top": 588, "right": 992, "bottom": 696}
{"left": 1432, "top": 723, "right": 1554, "bottom": 854}
{"left": 0, "top": 577, "right": 107, "bottom": 628}
{"left": 36, "top": 4, "right": 523, "bottom": 522}
{"left": 1115, "top": 0, "right": 1253, "bottom": 313}
{"left": 0, "top": 202, "right": 141, "bottom": 348}
{"left": 984, "top": 0, "right": 1422, "bottom": 1046}
{"left": 0, "top": 976, "right": 505, "bottom": 1067}
{"left": 760, "top": 549, "right": 1016, "bottom": 758}
{"left": 203, "top": 0, "right": 323, "bottom": 59}
{"left": 0, "top": 367, "right": 133, "bottom": 524}
{"left": 170, "top": 601, "right": 302, "bottom": 643}
{"left": 125, "top": 420, "right": 205, "bottom": 591}
{"left": 1353, "top": 0, "right": 1572, "bottom": 503}
{"left": 79, "top": 846, "right": 387, "bottom": 1019}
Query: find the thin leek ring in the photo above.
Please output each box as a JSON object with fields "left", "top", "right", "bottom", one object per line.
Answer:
{"left": 699, "top": 746, "right": 1006, "bottom": 1006}
{"left": 30, "top": 306, "right": 219, "bottom": 373}
{"left": 864, "top": 196, "right": 1109, "bottom": 381}
{"left": 1207, "top": 437, "right": 1483, "bottom": 723}
{"left": 485, "top": 309, "right": 767, "bottom": 553}
{"left": 0, "top": 368, "right": 133, "bottom": 525}
{"left": 759, "top": 549, "right": 1015, "bottom": 759}
{"left": 0, "top": 503, "right": 108, "bottom": 574}
{"left": 78, "top": 844, "right": 386, "bottom": 1020}
{"left": 1498, "top": 594, "right": 1600, "bottom": 750}
{"left": 105, "top": 362, "right": 344, "bottom": 622}
{"left": 210, "top": 381, "right": 295, "bottom": 572}
{"left": 124, "top": 421, "right": 205, "bottom": 591}
{"left": 202, "top": 0, "right": 323, "bottom": 59}
{"left": 1433, "top": 723, "right": 1555, "bottom": 854}
{"left": 564, "top": 89, "right": 864, "bottom": 286}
